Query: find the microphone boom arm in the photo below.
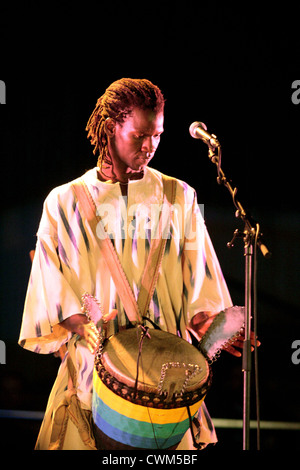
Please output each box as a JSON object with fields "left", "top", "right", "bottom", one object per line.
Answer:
{"left": 207, "top": 146, "right": 271, "bottom": 259}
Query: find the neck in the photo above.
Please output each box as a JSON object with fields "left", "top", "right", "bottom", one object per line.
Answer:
{"left": 97, "top": 158, "right": 144, "bottom": 184}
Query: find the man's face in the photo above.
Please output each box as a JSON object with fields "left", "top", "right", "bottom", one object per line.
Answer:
{"left": 107, "top": 107, "right": 164, "bottom": 173}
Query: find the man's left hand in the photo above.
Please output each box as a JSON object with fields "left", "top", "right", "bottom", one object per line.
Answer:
{"left": 224, "top": 329, "right": 260, "bottom": 357}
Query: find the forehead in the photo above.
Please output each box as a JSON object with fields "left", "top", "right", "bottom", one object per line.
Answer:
{"left": 121, "top": 107, "right": 164, "bottom": 133}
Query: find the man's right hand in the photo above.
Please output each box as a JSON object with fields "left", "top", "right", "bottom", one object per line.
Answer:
{"left": 60, "top": 309, "right": 118, "bottom": 354}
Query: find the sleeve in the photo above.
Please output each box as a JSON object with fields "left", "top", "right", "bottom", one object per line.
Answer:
{"left": 182, "top": 189, "right": 233, "bottom": 335}
{"left": 18, "top": 190, "right": 83, "bottom": 354}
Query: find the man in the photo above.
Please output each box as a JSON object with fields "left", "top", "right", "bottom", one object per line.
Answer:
{"left": 19, "top": 78, "right": 247, "bottom": 450}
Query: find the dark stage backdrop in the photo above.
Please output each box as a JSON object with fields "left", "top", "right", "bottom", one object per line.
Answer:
{"left": 1, "top": 3, "right": 299, "bottom": 451}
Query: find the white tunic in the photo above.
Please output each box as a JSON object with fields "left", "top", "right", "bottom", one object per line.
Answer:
{"left": 19, "top": 166, "right": 232, "bottom": 449}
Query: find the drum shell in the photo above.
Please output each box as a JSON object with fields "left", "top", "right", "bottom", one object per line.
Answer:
{"left": 92, "top": 328, "right": 212, "bottom": 450}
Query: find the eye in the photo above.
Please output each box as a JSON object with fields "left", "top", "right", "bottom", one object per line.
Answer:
{"left": 133, "top": 134, "right": 144, "bottom": 140}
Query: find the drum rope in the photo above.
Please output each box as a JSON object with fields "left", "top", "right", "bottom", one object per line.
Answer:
{"left": 134, "top": 326, "right": 163, "bottom": 449}
{"left": 134, "top": 326, "right": 151, "bottom": 397}
{"left": 135, "top": 326, "right": 177, "bottom": 449}
{"left": 135, "top": 325, "right": 195, "bottom": 450}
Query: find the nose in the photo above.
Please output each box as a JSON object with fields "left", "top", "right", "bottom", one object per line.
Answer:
{"left": 141, "top": 136, "right": 156, "bottom": 154}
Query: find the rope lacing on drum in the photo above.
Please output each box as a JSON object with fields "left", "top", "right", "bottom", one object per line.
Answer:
{"left": 134, "top": 326, "right": 151, "bottom": 397}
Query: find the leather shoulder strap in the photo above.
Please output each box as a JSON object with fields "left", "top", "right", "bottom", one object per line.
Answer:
{"left": 71, "top": 173, "right": 176, "bottom": 324}
{"left": 137, "top": 174, "right": 176, "bottom": 317}
{"left": 71, "top": 178, "right": 142, "bottom": 324}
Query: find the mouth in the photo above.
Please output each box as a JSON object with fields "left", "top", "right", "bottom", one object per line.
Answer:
{"left": 137, "top": 152, "right": 153, "bottom": 162}
{"left": 135, "top": 157, "right": 147, "bottom": 165}
{"left": 133, "top": 152, "right": 155, "bottom": 170}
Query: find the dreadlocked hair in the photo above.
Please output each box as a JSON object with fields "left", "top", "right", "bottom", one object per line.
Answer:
{"left": 86, "top": 78, "right": 165, "bottom": 168}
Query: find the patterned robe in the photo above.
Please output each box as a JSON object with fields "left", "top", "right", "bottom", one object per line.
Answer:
{"left": 19, "top": 166, "right": 232, "bottom": 449}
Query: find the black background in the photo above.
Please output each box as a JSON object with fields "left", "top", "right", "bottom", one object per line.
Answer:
{"left": 0, "top": 2, "right": 299, "bottom": 451}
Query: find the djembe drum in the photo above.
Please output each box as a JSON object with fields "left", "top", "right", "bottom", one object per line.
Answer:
{"left": 92, "top": 327, "right": 212, "bottom": 450}
{"left": 86, "top": 296, "right": 245, "bottom": 451}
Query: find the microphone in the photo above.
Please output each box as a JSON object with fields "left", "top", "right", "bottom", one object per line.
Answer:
{"left": 189, "top": 121, "right": 220, "bottom": 149}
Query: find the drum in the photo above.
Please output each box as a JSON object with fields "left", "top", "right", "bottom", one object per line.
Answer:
{"left": 92, "top": 327, "right": 211, "bottom": 450}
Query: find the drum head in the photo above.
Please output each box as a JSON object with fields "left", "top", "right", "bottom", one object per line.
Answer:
{"left": 100, "top": 328, "right": 209, "bottom": 397}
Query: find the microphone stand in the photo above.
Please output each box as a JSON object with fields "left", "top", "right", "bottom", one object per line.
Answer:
{"left": 206, "top": 144, "right": 271, "bottom": 450}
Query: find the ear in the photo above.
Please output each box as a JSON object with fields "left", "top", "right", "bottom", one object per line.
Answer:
{"left": 104, "top": 117, "right": 116, "bottom": 138}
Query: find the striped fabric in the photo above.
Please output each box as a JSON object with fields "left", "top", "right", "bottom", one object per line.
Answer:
{"left": 92, "top": 369, "right": 205, "bottom": 449}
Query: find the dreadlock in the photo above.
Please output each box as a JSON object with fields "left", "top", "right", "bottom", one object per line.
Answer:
{"left": 86, "top": 78, "right": 165, "bottom": 168}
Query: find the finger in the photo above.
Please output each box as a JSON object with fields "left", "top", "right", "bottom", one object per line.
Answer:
{"left": 87, "top": 342, "right": 97, "bottom": 354}
{"left": 85, "top": 324, "right": 100, "bottom": 353}
{"left": 103, "top": 308, "right": 118, "bottom": 323}
{"left": 224, "top": 345, "right": 242, "bottom": 357}
{"left": 86, "top": 328, "right": 99, "bottom": 343}
{"left": 87, "top": 334, "right": 100, "bottom": 354}
{"left": 230, "top": 339, "right": 244, "bottom": 350}
{"left": 238, "top": 330, "right": 261, "bottom": 347}
{"left": 248, "top": 331, "right": 261, "bottom": 344}
{"left": 227, "top": 344, "right": 256, "bottom": 356}
{"left": 251, "top": 336, "right": 261, "bottom": 347}
{"left": 101, "top": 309, "right": 118, "bottom": 331}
